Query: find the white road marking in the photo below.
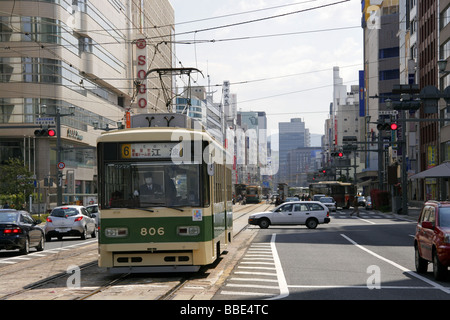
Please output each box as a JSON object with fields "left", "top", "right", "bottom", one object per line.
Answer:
{"left": 340, "top": 233, "right": 450, "bottom": 295}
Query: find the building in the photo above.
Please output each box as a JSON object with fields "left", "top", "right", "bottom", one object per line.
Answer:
{"left": 278, "top": 118, "right": 310, "bottom": 185}
{"left": 0, "top": 0, "right": 174, "bottom": 210}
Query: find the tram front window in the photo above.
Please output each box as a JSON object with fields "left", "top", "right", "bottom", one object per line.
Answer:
{"left": 104, "top": 162, "right": 202, "bottom": 208}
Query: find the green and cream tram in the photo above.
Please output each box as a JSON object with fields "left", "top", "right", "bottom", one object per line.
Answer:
{"left": 97, "top": 113, "right": 232, "bottom": 273}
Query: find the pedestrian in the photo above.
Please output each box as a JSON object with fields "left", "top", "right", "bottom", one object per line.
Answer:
{"left": 350, "top": 196, "right": 360, "bottom": 217}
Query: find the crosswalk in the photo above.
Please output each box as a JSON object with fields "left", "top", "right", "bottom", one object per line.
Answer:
{"left": 214, "top": 242, "right": 283, "bottom": 299}
{"left": 331, "top": 209, "right": 387, "bottom": 219}
{"left": 0, "top": 239, "right": 97, "bottom": 266}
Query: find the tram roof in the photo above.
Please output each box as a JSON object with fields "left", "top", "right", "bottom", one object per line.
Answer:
{"left": 97, "top": 127, "right": 218, "bottom": 144}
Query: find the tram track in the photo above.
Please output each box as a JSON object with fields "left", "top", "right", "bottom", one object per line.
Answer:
{"left": 0, "top": 203, "right": 272, "bottom": 300}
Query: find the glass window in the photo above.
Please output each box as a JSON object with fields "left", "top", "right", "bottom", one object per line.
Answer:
{"left": 104, "top": 162, "right": 202, "bottom": 208}
{"left": 307, "top": 203, "right": 325, "bottom": 211}
{"left": 439, "top": 207, "right": 450, "bottom": 227}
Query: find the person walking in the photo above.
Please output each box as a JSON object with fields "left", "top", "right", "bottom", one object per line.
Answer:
{"left": 350, "top": 196, "right": 360, "bottom": 217}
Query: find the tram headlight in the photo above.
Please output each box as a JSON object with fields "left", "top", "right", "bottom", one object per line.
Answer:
{"left": 105, "top": 227, "right": 128, "bottom": 238}
{"left": 177, "top": 226, "right": 200, "bottom": 236}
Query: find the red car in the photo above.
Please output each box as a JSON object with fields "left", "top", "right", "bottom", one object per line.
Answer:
{"left": 414, "top": 200, "right": 450, "bottom": 281}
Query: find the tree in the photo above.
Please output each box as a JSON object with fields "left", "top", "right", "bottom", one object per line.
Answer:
{"left": 0, "top": 158, "right": 35, "bottom": 208}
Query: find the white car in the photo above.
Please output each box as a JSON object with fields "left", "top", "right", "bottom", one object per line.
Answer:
{"left": 319, "top": 196, "right": 337, "bottom": 212}
{"left": 248, "top": 201, "right": 330, "bottom": 229}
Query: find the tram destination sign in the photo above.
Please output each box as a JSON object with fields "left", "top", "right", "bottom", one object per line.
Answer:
{"left": 120, "top": 142, "right": 182, "bottom": 159}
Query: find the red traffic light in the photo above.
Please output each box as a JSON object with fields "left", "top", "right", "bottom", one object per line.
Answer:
{"left": 34, "top": 129, "right": 56, "bottom": 137}
{"left": 338, "top": 152, "right": 343, "bottom": 157}
{"left": 390, "top": 123, "right": 398, "bottom": 130}
{"left": 322, "top": 170, "right": 326, "bottom": 174}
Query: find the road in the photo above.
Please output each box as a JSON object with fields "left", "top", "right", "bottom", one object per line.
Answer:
{"left": 1, "top": 205, "right": 449, "bottom": 301}
{"left": 213, "top": 208, "right": 450, "bottom": 300}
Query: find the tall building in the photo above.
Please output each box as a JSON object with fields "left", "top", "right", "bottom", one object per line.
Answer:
{"left": 278, "top": 118, "right": 310, "bottom": 185}
{"left": 361, "top": 1, "right": 400, "bottom": 191}
{"left": 0, "top": 0, "right": 174, "bottom": 209}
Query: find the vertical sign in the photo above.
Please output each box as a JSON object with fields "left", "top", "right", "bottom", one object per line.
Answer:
{"left": 359, "top": 70, "right": 365, "bottom": 117}
{"left": 136, "top": 38, "right": 148, "bottom": 110}
{"left": 223, "top": 80, "right": 230, "bottom": 116}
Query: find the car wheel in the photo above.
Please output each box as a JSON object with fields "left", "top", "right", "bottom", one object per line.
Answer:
{"left": 81, "top": 227, "right": 87, "bottom": 240}
{"left": 306, "top": 218, "right": 318, "bottom": 229}
{"left": 19, "top": 237, "right": 30, "bottom": 255}
{"left": 91, "top": 227, "right": 97, "bottom": 238}
{"left": 415, "top": 245, "right": 428, "bottom": 274}
{"left": 258, "top": 218, "right": 270, "bottom": 229}
{"left": 36, "top": 236, "right": 45, "bottom": 251}
{"left": 433, "top": 251, "right": 447, "bottom": 281}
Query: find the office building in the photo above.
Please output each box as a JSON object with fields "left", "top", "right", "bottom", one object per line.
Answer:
{"left": 0, "top": 0, "right": 174, "bottom": 210}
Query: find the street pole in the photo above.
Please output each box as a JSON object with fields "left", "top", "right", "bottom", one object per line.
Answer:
{"left": 401, "top": 110, "right": 408, "bottom": 215}
{"left": 56, "top": 109, "right": 63, "bottom": 206}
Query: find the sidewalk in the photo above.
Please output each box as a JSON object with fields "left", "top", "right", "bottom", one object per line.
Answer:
{"left": 375, "top": 200, "right": 422, "bottom": 222}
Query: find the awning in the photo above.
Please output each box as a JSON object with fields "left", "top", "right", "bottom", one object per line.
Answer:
{"left": 409, "top": 162, "right": 450, "bottom": 179}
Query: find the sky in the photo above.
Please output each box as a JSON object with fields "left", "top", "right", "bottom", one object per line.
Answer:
{"left": 169, "top": 0, "right": 363, "bottom": 137}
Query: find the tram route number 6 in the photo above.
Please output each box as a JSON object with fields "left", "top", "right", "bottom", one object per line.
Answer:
{"left": 141, "top": 227, "right": 165, "bottom": 236}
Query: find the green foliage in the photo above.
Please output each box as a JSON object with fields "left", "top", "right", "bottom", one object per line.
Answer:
{"left": 0, "top": 158, "right": 35, "bottom": 208}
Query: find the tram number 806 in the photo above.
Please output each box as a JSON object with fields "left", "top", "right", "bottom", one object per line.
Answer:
{"left": 140, "top": 227, "right": 165, "bottom": 237}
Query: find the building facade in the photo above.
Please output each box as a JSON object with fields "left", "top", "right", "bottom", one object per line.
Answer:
{"left": 0, "top": 0, "right": 174, "bottom": 210}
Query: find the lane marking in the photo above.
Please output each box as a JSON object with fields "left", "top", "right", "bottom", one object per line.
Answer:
{"left": 266, "top": 233, "right": 289, "bottom": 300}
{"left": 340, "top": 233, "right": 450, "bottom": 295}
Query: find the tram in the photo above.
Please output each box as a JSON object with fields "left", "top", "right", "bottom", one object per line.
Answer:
{"left": 245, "top": 185, "right": 261, "bottom": 203}
{"left": 97, "top": 113, "right": 232, "bottom": 273}
{"left": 309, "top": 181, "right": 356, "bottom": 209}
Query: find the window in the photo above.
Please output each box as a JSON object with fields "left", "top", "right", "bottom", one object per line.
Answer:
{"left": 380, "top": 69, "right": 400, "bottom": 81}
{"left": 379, "top": 47, "right": 399, "bottom": 59}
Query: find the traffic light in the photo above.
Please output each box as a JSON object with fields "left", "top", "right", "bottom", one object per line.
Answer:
{"left": 331, "top": 151, "right": 344, "bottom": 157}
{"left": 377, "top": 121, "right": 398, "bottom": 131}
{"left": 34, "top": 128, "right": 56, "bottom": 137}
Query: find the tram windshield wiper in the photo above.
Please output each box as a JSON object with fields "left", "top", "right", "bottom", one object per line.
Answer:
{"left": 167, "top": 206, "right": 184, "bottom": 212}
{"left": 128, "top": 207, "right": 155, "bottom": 212}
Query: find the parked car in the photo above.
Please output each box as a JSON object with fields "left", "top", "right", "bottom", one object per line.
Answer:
{"left": 248, "top": 201, "right": 330, "bottom": 229}
{"left": 284, "top": 197, "right": 299, "bottom": 202}
{"left": 85, "top": 204, "right": 100, "bottom": 226}
{"left": 45, "top": 205, "right": 96, "bottom": 241}
{"left": 0, "top": 209, "right": 45, "bottom": 255}
{"left": 357, "top": 196, "right": 366, "bottom": 207}
{"left": 365, "top": 196, "right": 373, "bottom": 209}
{"left": 414, "top": 200, "right": 450, "bottom": 281}
{"left": 319, "top": 196, "right": 337, "bottom": 212}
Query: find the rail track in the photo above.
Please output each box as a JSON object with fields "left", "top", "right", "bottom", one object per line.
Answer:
{"left": 0, "top": 203, "right": 273, "bottom": 300}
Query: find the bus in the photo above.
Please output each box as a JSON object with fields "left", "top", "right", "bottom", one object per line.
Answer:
{"left": 245, "top": 185, "right": 261, "bottom": 204}
{"left": 309, "top": 181, "right": 356, "bottom": 209}
{"left": 97, "top": 113, "right": 232, "bottom": 273}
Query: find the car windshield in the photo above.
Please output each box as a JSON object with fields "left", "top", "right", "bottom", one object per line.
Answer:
{"left": 51, "top": 208, "right": 79, "bottom": 217}
{"left": 103, "top": 161, "right": 202, "bottom": 208}
{"left": 0, "top": 211, "right": 18, "bottom": 223}
{"left": 320, "top": 197, "right": 333, "bottom": 203}
{"left": 439, "top": 207, "right": 450, "bottom": 227}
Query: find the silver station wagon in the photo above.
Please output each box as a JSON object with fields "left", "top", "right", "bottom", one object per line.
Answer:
{"left": 248, "top": 201, "right": 331, "bottom": 229}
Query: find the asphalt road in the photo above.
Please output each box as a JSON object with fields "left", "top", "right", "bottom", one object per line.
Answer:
{"left": 213, "top": 208, "right": 450, "bottom": 300}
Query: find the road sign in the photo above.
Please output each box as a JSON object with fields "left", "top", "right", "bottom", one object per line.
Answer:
{"left": 57, "top": 162, "right": 65, "bottom": 169}
{"left": 35, "top": 117, "right": 55, "bottom": 125}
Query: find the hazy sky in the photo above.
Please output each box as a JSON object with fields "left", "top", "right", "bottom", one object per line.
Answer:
{"left": 169, "top": 0, "right": 363, "bottom": 135}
